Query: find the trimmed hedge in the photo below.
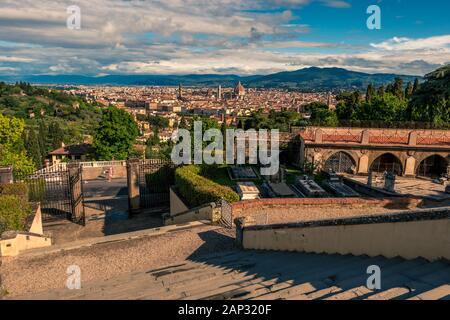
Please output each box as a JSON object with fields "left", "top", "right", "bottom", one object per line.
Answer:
{"left": 145, "top": 165, "right": 175, "bottom": 193}
{"left": 0, "top": 183, "right": 28, "bottom": 199}
{"left": 175, "top": 165, "right": 239, "bottom": 208}
{"left": 0, "top": 195, "right": 32, "bottom": 235}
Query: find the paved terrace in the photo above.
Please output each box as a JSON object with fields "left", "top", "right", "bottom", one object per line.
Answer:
{"left": 346, "top": 175, "right": 450, "bottom": 201}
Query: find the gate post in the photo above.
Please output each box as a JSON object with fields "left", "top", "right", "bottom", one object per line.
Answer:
{"left": 0, "top": 166, "right": 13, "bottom": 184}
{"left": 127, "top": 158, "right": 141, "bottom": 215}
{"left": 68, "top": 162, "right": 85, "bottom": 225}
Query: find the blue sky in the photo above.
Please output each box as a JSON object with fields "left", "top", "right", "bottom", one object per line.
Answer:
{"left": 0, "top": 0, "right": 449, "bottom": 76}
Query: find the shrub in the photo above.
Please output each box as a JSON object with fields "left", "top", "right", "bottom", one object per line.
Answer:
{"left": 175, "top": 165, "right": 239, "bottom": 208}
{"left": 25, "top": 178, "right": 46, "bottom": 203}
{"left": 0, "top": 195, "right": 32, "bottom": 234}
{"left": 0, "top": 183, "right": 28, "bottom": 199}
{"left": 145, "top": 165, "right": 175, "bottom": 193}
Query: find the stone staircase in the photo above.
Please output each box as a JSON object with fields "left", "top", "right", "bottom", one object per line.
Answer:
{"left": 17, "top": 250, "right": 450, "bottom": 300}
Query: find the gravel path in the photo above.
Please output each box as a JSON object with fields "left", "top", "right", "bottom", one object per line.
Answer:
{"left": 1, "top": 225, "right": 235, "bottom": 298}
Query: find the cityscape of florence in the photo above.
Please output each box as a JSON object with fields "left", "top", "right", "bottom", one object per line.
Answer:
{"left": 0, "top": 0, "right": 449, "bottom": 308}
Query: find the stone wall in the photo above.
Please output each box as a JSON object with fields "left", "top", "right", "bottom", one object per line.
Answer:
{"left": 0, "top": 204, "right": 52, "bottom": 257}
{"left": 163, "top": 202, "right": 221, "bottom": 226}
{"left": 238, "top": 209, "right": 450, "bottom": 261}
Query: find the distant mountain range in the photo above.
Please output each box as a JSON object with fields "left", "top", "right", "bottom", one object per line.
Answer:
{"left": 0, "top": 67, "right": 420, "bottom": 91}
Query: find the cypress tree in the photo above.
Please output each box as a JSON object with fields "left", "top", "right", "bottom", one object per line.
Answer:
{"left": 48, "top": 121, "right": 64, "bottom": 150}
{"left": 393, "top": 77, "right": 404, "bottom": 100}
{"left": 412, "top": 78, "right": 420, "bottom": 93}
{"left": 26, "top": 128, "right": 43, "bottom": 168}
{"left": 405, "top": 81, "right": 414, "bottom": 99}
{"left": 366, "top": 84, "right": 375, "bottom": 102}
{"left": 38, "top": 121, "right": 49, "bottom": 154}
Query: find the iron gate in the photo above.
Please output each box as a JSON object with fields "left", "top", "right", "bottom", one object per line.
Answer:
{"left": 132, "top": 159, "right": 175, "bottom": 210}
{"left": 324, "top": 152, "right": 355, "bottom": 173}
{"left": 219, "top": 199, "right": 233, "bottom": 229}
{"left": 15, "top": 163, "right": 85, "bottom": 225}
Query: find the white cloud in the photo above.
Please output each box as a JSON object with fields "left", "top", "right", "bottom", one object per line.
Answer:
{"left": 371, "top": 35, "right": 450, "bottom": 51}
{"left": 0, "top": 0, "right": 447, "bottom": 77}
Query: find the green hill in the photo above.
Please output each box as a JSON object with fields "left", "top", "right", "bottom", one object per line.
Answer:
{"left": 0, "top": 82, "right": 102, "bottom": 144}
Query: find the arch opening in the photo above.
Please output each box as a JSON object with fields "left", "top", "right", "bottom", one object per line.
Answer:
{"left": 370, "top": 153, "right": 403, "bottom": 176}
{"left": 324, "top": 152, "right": 356, "bottom": 174}
{"left": 416, "top": 155, "right": 449, "bottom": 178}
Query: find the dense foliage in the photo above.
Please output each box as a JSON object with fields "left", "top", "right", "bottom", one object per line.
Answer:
{"left": 0, "top": 113, "right": 35, "bottom": 176}
{"left": 335, "top": 69, "right": 450, "bottom": 128}
{"left": 0, "top": 180, "right": 35, "bottom": 234}
{"left": 0, "top": 183, "right": 28, "bottom": 199}
{"left": 93, "top": 106, "right": 139, "bottom": 160}
{"left": 0, "top": 82, "right": 103, "bottom": 168}
{"left": 175, "top": 165, "right": 239, "bottom": 208}
{"left": 145, "top": 165, "right": 175, "bottom": 193}
{"left": 0, "top": 195, "right": 31, "bottom": 234}
{"left": 239, "top": 110, "right": 302, "bottom": 132}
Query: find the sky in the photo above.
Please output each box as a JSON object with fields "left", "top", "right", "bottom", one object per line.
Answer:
{"left": 0, "top": 0, "right": 449, "bottom": 76}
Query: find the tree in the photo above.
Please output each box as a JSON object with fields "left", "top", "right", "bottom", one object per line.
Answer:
{"left": 352, "top": 93, "right": 407, "bottom": 123}
{"left": 25, "top": 128, "right": 43, "bottom": 168}
{"left": 366, "top": 84, "right": 375, "bottom": 103}
{"left": 305, "top": 102, "right": 338, "bottom": 127}
{"left": 0, "top": 113, "right": 24, "bottom": 147}
{"left": 48, "top": 121, "right": 64, "bottom": 151}
{"left": 405, "top": 81, "right": 414, "bottom": 99}
{"left": 335, "top": 91, "right": 361, "bottom": 120}
{"left": 38, "top": 121, "right": 49, "bottom": 154}
{"left": 178, "top": 116, "right": 189, "bottom": 130}
{"left": 0, "top": 114, "right": 35, "bottom": 176}
{"left": 409, "top": 64, "right": 450, "bottom": 125}
{"left": 392, "top": 77, "right": 404, "bottom": 100}
{"left": 92, "top": 107, "right": 139, "bottom": 160}
{"left": 412, "top": 78, "right": 420, "bottom": 94}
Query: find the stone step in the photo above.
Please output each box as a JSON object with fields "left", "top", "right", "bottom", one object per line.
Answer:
{"left": 325, "top": 258, "right": 430, "bottom": 300}
{"left": 237, "top": 254, "right": 385, "bottom": 300}
{"left": 12, "top": 250, "right": 450, "bottom": 300}
{"left": 408, "top": 285, "right": 450, "bottom": 300}
{"left": 276, "top": 255, "right": 401, "bottom": 300}
{"left": 252, "top": 255, "right": 399, "bottom": 300}
{"left": 161, "top": 253, "right": 347, "bottom": 300}
{"left": 365, "top": 261, "right": 450, "bottom": 300}
{"left": 198, "top": 254, "right": 367, "bottom": 301}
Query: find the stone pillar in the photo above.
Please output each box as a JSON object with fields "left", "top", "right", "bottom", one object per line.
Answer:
{"left": 313, "top": 151, "right": 323, "bottom": 172}
{"left": 127, "top": 158, "right": 141, "bottom": 214}
{"left": 408, "top": 131, "right": 418, "bottom": 146}
{"left": 404, "top": 156, "right": 417, "bottom": 177}
{"left": 358, "top": 154, "right": 369, "bottom": 175}
{"left": 367, "top": 170, "right": 373, "bottom": 187}
{"left": 0, "top": 166, "right": 13, "bottom": 184}
{"left": 234, "top": 216, "right": 256, "bottom": 249}
{"left": 314, "top": 129, "right": 323, "bottom": 143}
{"left": 361, "top": 130, "right": 370, "bottom": 145}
